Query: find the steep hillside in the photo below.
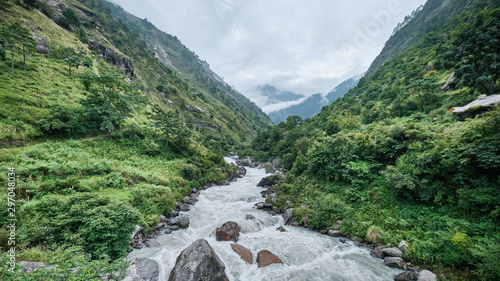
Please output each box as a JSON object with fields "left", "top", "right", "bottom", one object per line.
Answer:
{"left": 0, "top": 0, "right": 270, "bottom": 278}
{"left": 243, "top": 0, "right": 500, "bottom": 280}
{"left": 268, "top": 76, "right": 359, "bottom": 124}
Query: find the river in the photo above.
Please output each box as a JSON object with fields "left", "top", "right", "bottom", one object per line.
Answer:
{"left": 127, "top": 157, "right": 402, "bottom": 281}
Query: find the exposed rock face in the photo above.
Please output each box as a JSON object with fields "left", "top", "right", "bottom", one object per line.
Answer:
{"left": 441, "top": 72, "right": 460, "bottom": 91}
{"left": 40, "top": 0, "right": 68, "bottom": 20}
{"left": 33, "top": 33, "right": 49, "bottom": 54}
{"left": 257, "top": 250, "right": 283, "bottom": 268}
{"left": 282, "top": 208, "right": 293, "bottom": 225}
{"left": 88, "top": 41, "right": 135, "bottom": 76}
{"left": 393, "top": 271, "right": 411, "bottom": 281}
{"left": 453, "top": 94, "right": 500, "bottom": 120}
{"left": 230, "top": 243, "right": 253, "bottom": 264}
{"left": 168, "top": 239, "right": 229, "bottom": 281}
{"left": 384, "top": 257, "right": 406, "bottom": 269}
{"left": 216, "top": 221, "right": 240, "bottom": 242}
{"left": 271, "top": 158, "right": 281, "bottom": 170}
{"left": 417, "top": 270, "right": 437, "bottom": 281}
{"left": 124, "top": 258, "right": 159, "bottom": 281}
{"left": 383, "top": 247, "right": 403, "bottom": 258}
{"left": 17, "top": 261, "right": 56, "bottom": 273}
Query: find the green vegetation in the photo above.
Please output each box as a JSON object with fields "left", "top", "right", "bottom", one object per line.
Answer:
{"left": 242, "top": 1, "right": 500, "bottom": 280}
{"left": 0, "top": 0, "right": 270, "bottom": 278}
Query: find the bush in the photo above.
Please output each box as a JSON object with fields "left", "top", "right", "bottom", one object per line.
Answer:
{"left": 131, "top": 184, "right": 179, "bottom": 217}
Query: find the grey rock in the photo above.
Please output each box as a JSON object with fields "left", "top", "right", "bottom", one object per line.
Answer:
{"left": 440, "top": 72, "right": 460, "bottom": 91}
{"left": 272, "top": 158, "right": 281, "bottom": 170}
{"left": 282, "top": 208, "right": 293, "bottom": 225}
{"left": 17, "top": 261, "right": 56, "bottom": 273}
{"left": 327, "top": 230, "right": 342, "bottom": 237}
{"left": 131, "top": 225, "right": 143, "bottom": 239}
{"left": 370, "top": 248, "right": 384, "bottom": 259}
{"left": 164, "top": 229, "right": 172, "bottom": 234}
{"left": 383, "top": 247, "right": 403, "bottom": 258}
{"left": 178, "top": 204, "right": 190, "bottom": 211}
{"left": 168, "top": 239, "right": 229, "bottom": 281}
{"left": 171, "top": 215, "right": 190, "bottom": 229}
{"left": 398, "top": 241, "right": 409, "bottom": 252}
{"left": 417, "top": 270, "right": 437, "bottom": 281}
{"left": 144, "top": 239, "right": 160, "bottom": 248}
{"left": 245, "top": 214, "right": 255, "bottom": 220}
{"left": 216, "top": 221, "right": 240, "bottom": 242}
{"left": 384, "top": 257, "right": 406, "bottom": 269}
{"left": 453, "top": 94, "right": 500, "bottom": 120}
{"left": 124, "top": 258, "right": 159, "bottom": 281}
{"left": 393, "top": 271, "right": 411, "bottom": 281}
{"left": 241, "top": 157, "right": 253, "bottom": 167}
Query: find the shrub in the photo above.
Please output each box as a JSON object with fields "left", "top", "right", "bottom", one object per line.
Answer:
{"left": 366, "top": 225, "right": 383, "bottom": 243}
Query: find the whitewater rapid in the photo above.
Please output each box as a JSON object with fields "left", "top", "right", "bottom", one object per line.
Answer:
{"left": 127, "top": 157, "right": 401, "bottom": 281}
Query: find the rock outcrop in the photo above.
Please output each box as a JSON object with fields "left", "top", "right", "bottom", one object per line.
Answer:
{"left": 124, "top": 258, "right": 159, "bottom": 281}
{"left": 256, "top": 250, "right": 283, "bottom": 268}
{"left": 88, "top": 41, "right": 135, "bottom": 76}
{"left": 168, "top": 239, "right": 229, "bottom": 281}
{"left": 453, "top": 94, "right": 500, "bottom": 120}
{"left": 216, "top": 221, "right": 240, "bottom": 242}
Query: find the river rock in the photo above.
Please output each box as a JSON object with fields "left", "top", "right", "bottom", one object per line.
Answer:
{"left": 178, "top": 203, "right": 190, "bottom": 211}
{"left": 282, "top": 208, "right": 293, "bottom": 225}
{"left": 257, "top": 250, "right": 283, "bottom": 268}
{"left": 384, "top": 257, "right": 406, "bottom": 269}
{"left": 327, "top": 230, "right": 342, "bottom": 237}
{"left": 216, "top": 221, "right": 240, "bottom": 242}
{"left": 257, "top": 175, "right": 282, "bottom": 187}
{"left": 168, "top": 239, "right": 229, "bottom": 281}
{"left": 246, "top": 214, "right": 255, "bottom": 220}
{"left": 171, "top": 215, "right": 190, "bottom": 229}
{"left": 276, "top": 226, "right": 287, "bottom": 232}
{"left": 241, "top": 157, "right": 253, "bottom": 167}
{"left": 272, "top": 158, "right": 281, "bottom": 170}
{"left": 370, "top": 248, "right": 384, "bottom": 259}
{"left": 393, "top": 271, "right": 411, "bottom": 281}
{"left": 398, "top": 241, "right": 409, "bottom": 252}
{"left": 383, "top": 247, "right": 403, "bottom": 257}
{"left": 230, "top": 243, "right": 253, "bottom": 264}
{"left": 256, "top": 202, "right": 273, "bottom": 210}
{"left": 131, "top": 225, "right": 143, "bottom": 239}
{"left": 124, "top": 258, "right": 159, "bottom": 281}
{"left": 144, "top": 239, "right": 160, "bottom": 248}
{"left": 417, "top": 270, "right": 437, "bottom": 281}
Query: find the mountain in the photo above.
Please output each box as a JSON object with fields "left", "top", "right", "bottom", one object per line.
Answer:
{"left": 267, "top": 76, "right": 360, "bottom": 123}
{"left": 0, "top": 0, "right": 271, "bottom": 276}
{"left": 254, "top": 84, "right": 305, "bottom": 106}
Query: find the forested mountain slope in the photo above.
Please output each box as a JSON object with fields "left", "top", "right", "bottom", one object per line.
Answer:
{"left": 243, "top": 0, "right": 500, "bottom": 279}
{"left": 0, "top": 0, "right": 270, "bottom": 278}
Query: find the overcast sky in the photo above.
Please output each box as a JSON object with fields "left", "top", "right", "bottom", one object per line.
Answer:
{"left": 112, "top": 0, "right": 426, "bottom": 105}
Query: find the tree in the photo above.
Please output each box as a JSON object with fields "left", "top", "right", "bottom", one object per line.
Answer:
{"left": 64, "top": 55, "right": 81, "bottom": 76}
{"left": 22, "top": 0, "right": 36, "bottom": 9}
{"left": 446, "top": 9, "right": 500, "bottom": 94}
{"left": 148, "top": 105, "right": 190, "bottom": 150}
{"left": 2, "top": 22, "right": 35, "bottom": 72}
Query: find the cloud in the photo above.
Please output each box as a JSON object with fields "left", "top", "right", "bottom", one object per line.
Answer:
{"left": 112, "top": 0, "right": 426, "bottom": 101}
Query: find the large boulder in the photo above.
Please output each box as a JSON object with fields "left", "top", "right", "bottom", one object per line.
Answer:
{"left": 384, "top": 257, "right": 406, "bottom": 269}
{"left": 241, "top": 157, "right": 253, "bottom": 167}
{"left": 124, "top": 258, "right": 159, "bottom": 281}
{"left": 370, "top": 248, "right": 384, "bottom": 259}
{"left": 440, "top": 72, "right": 460, "bottom": 91}
{"left": 216, "top": 221, "right": 240, "bottom": 242}
{"left": 257, "top": 250, "right": 283, "bottom": 268}
{"left": 170, "top": 215, "right": 190, "bottom": 229}
{"left": 230, "top": 243, "right": 253, "bottom": 264}
{"left": 257, "top": 175, "right": 282, "bottom": 187}
{"left": 168, "top": 239, "right": 229, "bottom": 281}
{"left": 398, "top": 241, "right": 409, "bottom": 252}
{"left": 383, "top": 247, "right": 403, "bottom": 258}
{"left": 417, "top": 270, "right": 437, "bottom": 281}
{"left": 453, "top": 94, "right": 500, "bottom": 121}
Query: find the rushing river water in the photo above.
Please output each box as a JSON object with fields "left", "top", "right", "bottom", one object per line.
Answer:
{"left": 127, "top": 157, "right": 402, "bottom": 281}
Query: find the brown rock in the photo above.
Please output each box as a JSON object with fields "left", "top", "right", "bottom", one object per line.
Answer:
{"left": 230, "top": 243, "right": 253, "bottom": 264}
{"left": 257, "top": 250, "right": 283, "bottom": 268}
{"left": 246, "top": 214, "right": 255, "bottom": 220}
{"left": 216, "top": 221, "right": 240, "bottom": 242}
{"left": 276, "top": 226, "right": 287, "bottom": 232}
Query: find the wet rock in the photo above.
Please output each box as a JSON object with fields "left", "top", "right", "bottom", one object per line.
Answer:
{"left": 178, "top": 203, "right": 190, "bottom": 211}
{"left": 393, "top": 271, "right": 411, "bottom": 281}
{"left": 169, "top": 225, "right": 180, "bottom": 231}
{"left": 257, "top": 250, "right": 283, "bottom": 268}
{"left": 370, "top": 248, "right": 385, "bottom": 259}
{"left": 383, "top": 247, "right": 403, "bottom": 258}
{"left": 276, "top": 226, "right": 287, "bottom": 232}
{"left": 170, "top": 215, "right": 190, "bottom": 229}
{"left": 168, "top": 239, "right": 229, "bottom": 281}
{"left": 144, "top": 239, "right": 160, "bottom": 248}
{"left": 230, "top": 243, "right": 253, "bottom": 264}
{"left": 417, "top": 270, "right": 437, "bottom": 281}
{"left": 327, "top": 230, "right": 342, "bottom": 237}
{"left": 216, "top": 221, "right": 240, "bottom": 242}
{"left": 256, "top": 202, "right": 273, "bottom": 210}
{"left": 131, "top": 225, "right": 143, "bottom": 239}
{"left": 218, "top": 180, "right": 230, "bottom": 186}
{"left": 384, "top": 257, "right": 406, "bottom": 269}
{"left": 164, "top": 229, "right": 172, "bottom": 234}
{"left": 245, "top": 214, "right": 255, "bottom": 220}
{"left": 124, "top": 258, "right": 159, "bottom": 281}
{"left": 339, "top": 238, "right": 347, "bottom": 243}
{"left": 257, "top": 175, "right": 282, "bottom": 187}
{"left": 132, "top": 241, "right": 144, "bottom": 249}
{"left": 282, "top": 208, "right": 293, "bottom": 225}
{"left": 241, "top": 157, "right": 253, "bottom": 167}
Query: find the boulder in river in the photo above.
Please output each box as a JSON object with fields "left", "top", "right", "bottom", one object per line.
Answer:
{"left": 168, "top": 239, "right": 229, "bottom": 281}
{"left": 170, "top": 215, "right": 190, "bottom": 229}
{"left": 230, "top": 243, "right": 253, "bottom": 264}
{"left": 384, "top": 257, "right": 406, "bottom": 269}
{"left": 124, "top": 258, "right": 159, "bottom": 281}
{"left": 370, "top": 248, "right": 384, "bottom": 259}
{"left": 327, "top": 230, "right": 342, "bottom": 237}
{"left": 216, "top": 221, "right": 240, "bottom": 242}
{"left": 144, "top": 239, "right": 160, "bottom": 248}
{"left": 257, "top": 250, "right": 283, "bottom": 268}
{"left": 393, "top": 271, "right": 411, "bottom": 281}
{"left": 282, "top": 208, "right": 293, "bottom": 225}
{"left": 245, "top": 214, "right": 255, "bottom": 220}
{"left": 383, "top": 247, "right": 403, "bottom": 258}
{"left": 257, "top": 175, "right": 282, "bottom": 187}
{"left": 417, "top": 270, "right": 437, "bottom": 281}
